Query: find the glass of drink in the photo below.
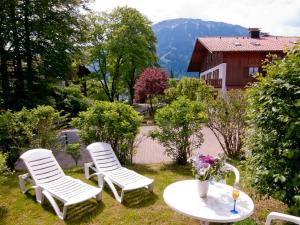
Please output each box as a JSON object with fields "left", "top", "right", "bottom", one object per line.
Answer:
{"left": 230, "top": 186, "right": 240, "bottom": 214}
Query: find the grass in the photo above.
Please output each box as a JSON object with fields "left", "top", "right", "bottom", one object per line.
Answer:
{"left": 0, "top": 163, "right": 287, "bottom": 225}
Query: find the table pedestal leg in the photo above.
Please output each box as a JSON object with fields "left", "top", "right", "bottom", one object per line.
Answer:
{"left": 200, "top": 221, "right": 209, "bottom": 225}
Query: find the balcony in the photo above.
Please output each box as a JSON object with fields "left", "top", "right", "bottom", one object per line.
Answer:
{"left": 205, "top": 79, "right": 222, "bottom": 88}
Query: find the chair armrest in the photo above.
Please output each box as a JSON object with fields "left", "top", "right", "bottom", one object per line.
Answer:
{"left": 84, "top": 162, "right": 96, "bottom": 179}
{"left": 224, "top": 163, "right": 240, "bottom": 185}
{"left": 265, "top": 212, "right": 300, "bottom": 225}
{"left": 18, "top": 173, "right": 32, "bottom": 193}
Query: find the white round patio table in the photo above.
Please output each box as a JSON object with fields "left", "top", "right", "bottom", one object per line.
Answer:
{"left": 163, "top": 180, "right": 254, "bottom": 225}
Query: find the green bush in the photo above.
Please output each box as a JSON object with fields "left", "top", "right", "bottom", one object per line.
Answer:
{"left": 150, "top": 97, "right": 207, "bottom": 165}
{"left": 86, "top": 79, "right": 109, "bottom": 101}
{"left": 207, "top": 90, "right": 248, "bottom": 158}
{"left": 246, "top": 44, "right": 300, "bottom": 214}
{"left": 0, "top": 105, "right": 66, "bottom": 168}
{"left": 164, "top": 77, "right": 214, "bottom": 103}
{"left": 0, "top": 152, "right": 12, "bottom": 183}
{"left": 66, "top": 143, "right": 81, "bottom": 166}
{"left": 54, "top": 84, "right": 89, "bottom": 117}
{"left": 72, "top": 101, "right": 142, "bottom": 164}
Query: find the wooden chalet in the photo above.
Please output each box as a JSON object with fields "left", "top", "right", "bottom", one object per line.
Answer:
{"left": 187, "top": 28, "right": 299, "bottom": 93}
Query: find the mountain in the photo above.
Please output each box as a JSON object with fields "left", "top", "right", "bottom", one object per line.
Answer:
{"left": 152, "top": 18, "right": 248, "bottom": 77}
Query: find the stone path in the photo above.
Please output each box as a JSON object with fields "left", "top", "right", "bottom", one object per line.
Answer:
{"left": 15, "top": 126, "right": 223, "bottom": 170}
{"left": 133, "top": 126, "right": 222, "bottom": 164}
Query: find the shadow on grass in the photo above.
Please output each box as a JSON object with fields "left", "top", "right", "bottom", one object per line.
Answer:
{"left": 160, "top": 162, "right": 193, "bottom": 177}
{"left": 24, "top": 189, "right": 104, "bottom": 224}
{"left": 65, "top": 200, "right": 104, "bottom": 224}
{"left": 0, "top": 205, "right": 8, "bottom": 224}
{"left": 123, "top": 189, "right": 158, "bottom": 208}
{"left": 127, "top": 164, "right": 159, "bottom": 175}
{"left": 93, "top": 182, "right": 158, "bottom": 209}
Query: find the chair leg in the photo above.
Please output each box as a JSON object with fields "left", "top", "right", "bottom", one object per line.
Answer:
{"left": 35, "top": 186, "right": 44, "bottom": 204}
{"left": 104, "top": 177, "right": 124, "bottom": 203}
{"left": 62, "top": 205, "right": 68, "bottom": 220}
{"left": 97, "top": 174, "right": 105, "bottom": 189}
{"left": 42, "top": 190, "right": 65, "bottom": 220}
{"left": 18, "top": 173, "right": 31, "bottom": 194}
{"left": 148, "top": 183, "right": 154, "bottom": 192}
{"left": 95, "top": 192, "right": 102, "bottom": 202}
{"left": 84, "top": 163, "right": 91, "bottom": 179}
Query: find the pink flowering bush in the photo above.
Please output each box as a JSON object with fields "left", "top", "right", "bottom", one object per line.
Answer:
{"left": 134, "top": 68, "right": 168, "bottom": 116}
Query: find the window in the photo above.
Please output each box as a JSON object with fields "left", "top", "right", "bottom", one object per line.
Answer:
{"left": 249, "top": 67, "right": 259, "bottom": 76}
{"left": 207, "top": 72, "right": 212, "bottom": 79}
{"left": 213, "top": 70, "right": 219, "bottom": 79}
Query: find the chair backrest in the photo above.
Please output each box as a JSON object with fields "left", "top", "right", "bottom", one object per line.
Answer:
{"left": 265, "top": 212, "right": 300, "bottom": 225}
{"left": 224, "top": 163, "right": 240, "bottom": 185}
{"left": 86, "top": 142, "right": 121, "bottom": 173}
{"left": 20, "top": 149, "right": 65, "bottom": 185}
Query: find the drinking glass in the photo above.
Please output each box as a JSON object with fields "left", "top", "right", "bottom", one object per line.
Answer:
{"left": 230, "top": 187, "right": 240, "bottom": 214}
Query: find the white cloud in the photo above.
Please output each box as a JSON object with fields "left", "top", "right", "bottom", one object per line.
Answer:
{"left": 92, "top": 0, "right": 300, "bottom": 35}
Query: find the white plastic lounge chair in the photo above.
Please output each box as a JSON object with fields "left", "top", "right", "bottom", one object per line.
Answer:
{"left": 265, "top": 212, "right": 300, "bottom": 225}
{"left": 84, "top": 142, "right": 154, "bottom": 203}
{"left": 19, "top": 149, "right": 102, "bottom": 220}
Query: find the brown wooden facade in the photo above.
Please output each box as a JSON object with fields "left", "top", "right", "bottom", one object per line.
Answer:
{"left": 196, "top": 48, "right": 285, "bottom": 89}
{"left": 187, "top": 32, "right": 298, "bottom": 91}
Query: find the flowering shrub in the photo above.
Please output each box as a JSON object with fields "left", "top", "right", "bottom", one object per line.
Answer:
{"left": 192, "top": 153, "right": 226, "bottom": 181}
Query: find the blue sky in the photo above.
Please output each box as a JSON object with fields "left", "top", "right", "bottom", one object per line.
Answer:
{"left": 92, "top": 0, "right": 300, "bottom": 36}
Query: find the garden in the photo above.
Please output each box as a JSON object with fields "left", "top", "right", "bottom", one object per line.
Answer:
{"left": 0, "top": 1, "right": 299, "bottom": 225}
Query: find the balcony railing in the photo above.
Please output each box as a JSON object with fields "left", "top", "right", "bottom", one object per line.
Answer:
{"left": 205, "top": 79, "right": 222, "bottom": 88}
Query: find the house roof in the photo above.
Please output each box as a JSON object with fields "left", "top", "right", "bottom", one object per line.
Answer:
{"left": 197, "top": 36, "right": 299, "bottom": 52}
{"left": 187, "top": 36, "right": 299, "bottom": 72}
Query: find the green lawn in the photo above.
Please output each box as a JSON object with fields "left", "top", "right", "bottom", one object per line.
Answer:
{"left": 0, "top": 163, "right": 286, "bottom": 225}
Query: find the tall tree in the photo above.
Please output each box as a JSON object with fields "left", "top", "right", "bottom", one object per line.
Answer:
{"left": 87, "top": 7, "right": 157, "bottom": 103}
{"left": 111, "top": 7, "right": 157, "bottom": 105}
{"left": 87, "top": 13, "right": 116, "bottom": 102}
{"left": 0, "top": 0, "right": 90, "bottom": 109}
{"left": 0, "top": 0, "right": 11, "bottom": 106}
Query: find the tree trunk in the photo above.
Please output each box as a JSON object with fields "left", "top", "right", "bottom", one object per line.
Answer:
{"left": 128, "top": 79, "right": 135, "bottom": 105}
{"left": 0, "top": 46, "right": 9, "bottom": 107}
{"left": 148, "top": 95, "right": 154, "bottom": 118}
{"left": 24, "top": 0, "right": 33, "bottom": 89}
{"left": 10, "top": 1, "right": 24, "bottom": 95}
{"left": 127, "top": 67, "right": 136, "bottom": 105}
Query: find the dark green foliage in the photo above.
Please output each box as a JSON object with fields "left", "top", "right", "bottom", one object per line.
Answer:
{"left": 0, "top": 0, "right": 90, "bottom": 110}
{"left": 0, "top": 152, "right": 12, "bottom": 183}
{"left": 54, "top": 84, "right": 89, "bottom": 118}
{"left": 66, "top": 143, "right": 81, "bottom": 166}
{"left": 150, "top": 97, "right": 207, "bottom": 165}
{"left": 246, "top": 44, "right": 300, "bottom": 214}
{"left": 72, "top": 101, "right": 142, "bottom": 164}
{"left": 0, "top": 105, "right": 66, "bottom": 168}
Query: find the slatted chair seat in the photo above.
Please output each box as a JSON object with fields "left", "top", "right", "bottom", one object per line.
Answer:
{"left": 104, "top": 168, "right": 153, "bottom": 191}
{"left": 85, "top": 142, "right": 154, "bottom": 203}
{"left": 40, "top": 176, "right": 100, "bottom": 205}
{"left": 19, "top": 149, "right": 102, "bottom": 220}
